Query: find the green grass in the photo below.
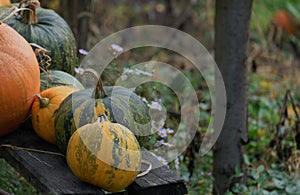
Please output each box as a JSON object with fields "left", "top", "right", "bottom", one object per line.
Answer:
{"left": 0, "top": 159, "right": 38, "bottom": 194}
{"left": 251, "top": 0, "right": 300, "bottom": 31}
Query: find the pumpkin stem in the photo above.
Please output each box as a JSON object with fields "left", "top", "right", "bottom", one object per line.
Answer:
{"left": 0, "top": 7, "right": 30, "bottom": 24}
{"left": 35, "top": 94, "right": 50, "bottom": 108}
{"left": 97, "top": 114, "right": 108, "bottom": 123}
{"left": 80, "top": 68, "right": 107, "bottom": 99}
{"left": 18, "top": 0, "right": 40, "bottom": 25}
{"left": 93, "top": 79, "right": 107, "bottom": 99}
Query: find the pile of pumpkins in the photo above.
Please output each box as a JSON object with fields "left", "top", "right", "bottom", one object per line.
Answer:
{"left": 0, "top": 0, "right": 151, "bottom": 192}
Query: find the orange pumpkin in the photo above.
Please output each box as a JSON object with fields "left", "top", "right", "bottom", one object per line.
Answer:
{"left": 0, "top": 0, "right": 10, "bottom": 7}
{"left": 31, "top": 86, "right": 78, "bottom": 144}
{"left": 0, "top": 23, "right": 40, "bottom": 136}
{"left": 272, "top": 10, "right": 300, "bottom": 36}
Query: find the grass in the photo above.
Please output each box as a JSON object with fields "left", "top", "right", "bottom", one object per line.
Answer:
{"left": 0, "top": 159, "right": 38, "bottom": 194}
{"left": 251, "top": 0, "right": 300, "bottom": 31}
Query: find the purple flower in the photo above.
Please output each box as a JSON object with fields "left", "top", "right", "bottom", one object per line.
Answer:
{"left": 166, "top": 128, "right": 174, "bottom": 135}
{"left": 135, "top": 69, "right": 142, "bottom": 75}
{"left": 134, "top": 68, "right": 152, "bottom": 76}
{"left": 111, "top": 44, "right": 124, "bottom": 55}
{"left": 150, "top": 101, "right": 162, "bottom": 111}
{"left": 174, "top": 157, "right": 180, "bottom": 170}
{"left": 74, "top": 67, "right": 85, "bottom": 75}
{"left": 79, "top": 49, "right": 89, "bottom": 55}
{"left": 121, "top": 68, "right": 153, "bottom": 81}
{"left": 154, "top": 139, "right": 173, "bottom": 148}
{"left": 154, "top": 140, "right": 165, "bottom": 147}
{"left": 156, "top": 156, "right": 168, "bottom": 166}
{"left": 141, "top": 97, "right": 148, "bottom": 103}
{"left": 120, "top": 74, "right": 128, "bottom": 81}
{"left": 123, "top": 68, "right": 134, "bottom": 74}
{"left": 157, "top": 128, "right": 174, "bottom": 138}
{"left": 158, "top": 128, "right": 168, "bottom": 138}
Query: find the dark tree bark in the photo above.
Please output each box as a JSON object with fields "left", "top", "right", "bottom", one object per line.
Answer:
{"left": 60, "top": 0, "right": 78, "bottom": 35}
{"left": 213, "top": 0, "right": 253, "bottom": 194}
{"left": 59, "top": 0, "right": 92, "bottom": 50}
{"left": 77, "top": 0, "right": 92, "bottom": 50}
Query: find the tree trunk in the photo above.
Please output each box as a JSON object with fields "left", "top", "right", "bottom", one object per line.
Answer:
{"left": 213, "top": 0, "right": 253, "bottom": 194}
{"left": 77, "top": 0, "right": 92, "bottom": 50}
{"left": 59, "top": 0, "right": 92, "bottom": 50}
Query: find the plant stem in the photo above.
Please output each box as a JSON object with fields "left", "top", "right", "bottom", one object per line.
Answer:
{"left": 19, "top": 0, "right": 40, "bottom": 25}
{"left": 35, "top": 94, "right": 50, "bottom": 108}
{"left": 81, "top": 68, "right": 107, "bottom": 99}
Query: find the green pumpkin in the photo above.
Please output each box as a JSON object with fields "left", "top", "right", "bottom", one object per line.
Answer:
{"left": 1, "top": 1, "right": 77, "bottom": 74}
{"left": 55, "top": 82, "right": 151, "bottom": 154}
{"left": 40, "top": 70, "right": 84, "bottom": 91}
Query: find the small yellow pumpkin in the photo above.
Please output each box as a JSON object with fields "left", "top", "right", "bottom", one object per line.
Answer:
{"left": 31, "top": 86, "right": 78, "bottom": 144}
{"left": 66, "top": 114, "right": 142, "bottom": 192}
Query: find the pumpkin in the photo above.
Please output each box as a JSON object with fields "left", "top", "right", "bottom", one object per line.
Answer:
{"left": 55, "top": 81, "right": 151, "bottom": 154}
{"left": 66, "top": 114, "right": 141, "bottom": 192}
{"left": 272, "top": 10, "right": 300, "bottom": 36}
{"left": 1, "top": 0, "right": 77, "bottom": 74}
{"left": 0, "top": 0, "right": 10, "bottom": 7}
{"left": 0, "top": 23, "right": 40, "bottom": 136}
{"left": 31, "top": 86, "right": 78, "bottom": 144}
{"left": 40, "top": 70, "right": 84, "bottom": 91}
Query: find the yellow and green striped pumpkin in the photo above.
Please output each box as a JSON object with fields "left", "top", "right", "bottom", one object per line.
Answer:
{"left": 66, "top": 114, "right": 141, "bottom": 192}
{"left": 40, "top": 70, "right": 84, "bottom": 91}
{"left": 55, "top": 84, "right": 151, "bottom": 154}
{"left": 0, "top": 0, "right": 77, "bottom": 74}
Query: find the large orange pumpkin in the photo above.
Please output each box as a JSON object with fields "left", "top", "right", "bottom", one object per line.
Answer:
{"left": 31, "top": 86, "right": 78, "bottom": 144}
{"left": 0, "top": 0, "right": 10, "bottom": 7}
{"left": 0, "top": 23, "right": 40, "bottom": 136}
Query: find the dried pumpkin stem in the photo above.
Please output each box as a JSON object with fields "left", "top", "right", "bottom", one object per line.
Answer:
{"left": 0, "top": 144, "right": 65, "bottom": 157}
{"left": 97, "top": 114, "right": 108, "bottom": 123}
{"left": 81, "top": 68, "right": 107, "bottom": 99}
{"left": 35, "top": 94, "right": 50, "bottom": 108}
{"left": 30, "top": 43, "right": 52, "bottom": 73}
{"left": 0, "top": 7, "right": 31, "bottom": 24}
{"left": 18, "top": 0, "right": 40, "bottom": 25}
{"left": 30, "top": 43, "right": 48, "bottom": 52}
{"left": 93, "top": 79, "right": 107, "bottom": 99}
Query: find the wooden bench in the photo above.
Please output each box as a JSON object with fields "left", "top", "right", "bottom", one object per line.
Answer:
{"left": 0, "top": 123, "right": 187, "bottom": 195}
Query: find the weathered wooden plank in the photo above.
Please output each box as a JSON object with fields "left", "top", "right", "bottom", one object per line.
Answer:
{"left": 130, "top": 154, "right": 187, "bottom": 195}
{"left": 0, "top": 123, "right": 105, "bottom": 195}
{"left": 0, "top": 189, "right": 12, "bottom": 195}
{"left": 0, "top": 123, "right": 187, "bottom": 195}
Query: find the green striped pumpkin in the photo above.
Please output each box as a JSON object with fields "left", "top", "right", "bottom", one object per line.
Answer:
{"left": 40, "top": 70, "right": 84, "bottom": 91}
{"left": 1, "top": 1, "right": 77, "bottom": 74}
{"left": 66, "top": 114, "right": 141, "bottom": 192}
{"left": 55, "top": 83, "right": 151, "bottom": 154}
